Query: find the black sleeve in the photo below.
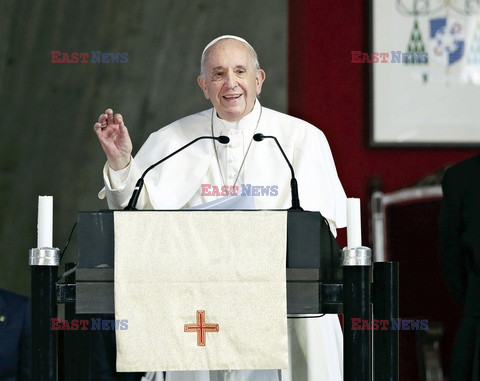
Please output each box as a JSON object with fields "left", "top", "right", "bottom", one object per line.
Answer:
{"left": 439, "top": 169, "right": 468, "bottom": 307}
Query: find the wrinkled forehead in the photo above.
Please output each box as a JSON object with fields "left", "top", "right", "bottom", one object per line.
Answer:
{"left": 203, "top": 39, "right": 254, "bottom": 67}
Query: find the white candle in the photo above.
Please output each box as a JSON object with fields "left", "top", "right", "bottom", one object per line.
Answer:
{"left": 37, "top": 196, "right": 53, "bottom": 248}
{"left": 347, "top": 197, "right": 362, "bottom": 248}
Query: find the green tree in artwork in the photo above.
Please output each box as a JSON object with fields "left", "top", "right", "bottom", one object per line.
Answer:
{"left": 406, "top": 19, "right": 428, "bottom": 65}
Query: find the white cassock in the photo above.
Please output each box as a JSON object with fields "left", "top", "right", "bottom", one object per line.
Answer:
{"left": 100, "top": 100, "right": 346, "bottom": 381}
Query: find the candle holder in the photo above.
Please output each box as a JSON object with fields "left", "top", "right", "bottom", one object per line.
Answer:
{"left": 341, "top": 246, "right": 372, "bottom": 267}
{"left": 342, "top": 245, "right": 372, "bottom": 381}
{"left": 29, "top": 246, "right": 60, "bottom": 380}
{"left": 29, "top": 247, "right": 60, "bottom": 266}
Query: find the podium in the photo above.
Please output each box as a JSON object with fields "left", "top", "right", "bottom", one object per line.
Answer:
{"left": 31, "top": 209, "right": 399, "bottom": 380}
{"left": 75, "top": 209, "right": 343, "bottom": 316}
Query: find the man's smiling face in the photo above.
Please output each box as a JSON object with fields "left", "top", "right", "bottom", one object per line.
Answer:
{"left": 198, "top": 39, "right": 265, "bottom": 122}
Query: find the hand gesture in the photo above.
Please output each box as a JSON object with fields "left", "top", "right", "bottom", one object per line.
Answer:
{"left": 93, "top": 108, "right": 133, "bottom": 170}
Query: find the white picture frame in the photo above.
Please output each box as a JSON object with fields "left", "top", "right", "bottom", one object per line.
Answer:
{"left": 370, "top": 0, "right": 480, "bottom": 147}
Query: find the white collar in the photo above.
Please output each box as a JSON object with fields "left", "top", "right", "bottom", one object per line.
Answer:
{"left": 212, "top": 100, "right": 262, "bottom": 136}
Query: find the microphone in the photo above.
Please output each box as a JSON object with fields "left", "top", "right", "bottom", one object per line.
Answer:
{"left": 124, "top": 135, "right": 230, "bottom": 210}
{"left": 253, "top": 133, "right": 302, "bottom": 210}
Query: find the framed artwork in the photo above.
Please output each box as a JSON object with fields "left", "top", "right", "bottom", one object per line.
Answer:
{"left": 369, "top": 0, "right": 480, "bottom": 147}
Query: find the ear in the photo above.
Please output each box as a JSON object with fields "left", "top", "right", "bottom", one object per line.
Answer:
{"left": 255, "top": 69, "right": 266, "bottom": 95}
{"left": 197, "top": 76, "right": 210, "bottom": 99}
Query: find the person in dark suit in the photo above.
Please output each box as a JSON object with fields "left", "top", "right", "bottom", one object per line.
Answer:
{"left": 0, "top": 288, "right": 31, "bottom": 381}
{"left": 439, "top": 154, "right": 480, "bottom": 381}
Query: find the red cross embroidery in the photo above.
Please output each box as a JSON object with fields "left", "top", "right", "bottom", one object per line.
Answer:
{"left": 184, "top": 310, "right": 219, "bottom": 346}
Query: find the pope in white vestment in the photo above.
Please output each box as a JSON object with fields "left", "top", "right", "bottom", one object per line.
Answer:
{"left": 95, "top": 35, "right": 346, "bottom": 381}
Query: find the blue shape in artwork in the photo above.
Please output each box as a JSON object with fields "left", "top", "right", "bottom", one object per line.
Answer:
{"left": 430, "top": 18, "right": 446, "bottom": 38}
{"left": 449, "top": 41, "right": 464, "bottom": 64}
{"left": 430, "top": 17, "right": 465, "bottom": 66}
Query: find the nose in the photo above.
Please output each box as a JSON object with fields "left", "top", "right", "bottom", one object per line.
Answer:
{"left": 224, "top": 70, "right": 237, "bottom": 89}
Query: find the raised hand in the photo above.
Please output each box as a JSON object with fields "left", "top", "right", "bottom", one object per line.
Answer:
{"left": 93, "top": 108, "right": 133, "bottom": 170}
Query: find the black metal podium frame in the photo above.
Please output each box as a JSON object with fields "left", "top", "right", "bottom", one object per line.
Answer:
{"left": 31, "top": 210, "right": 399, "bottom": 381}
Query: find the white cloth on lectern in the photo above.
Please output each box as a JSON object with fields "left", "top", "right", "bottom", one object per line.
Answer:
{"left": 101, "top": 100, "right": 346, "bottom": 381}
{"left": 114, "top": 211, "right": 288, "bottom": 372}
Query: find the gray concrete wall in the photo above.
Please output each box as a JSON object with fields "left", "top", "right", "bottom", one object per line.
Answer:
{"left": 0, "top": 0, "right": 287, "bottom": 295}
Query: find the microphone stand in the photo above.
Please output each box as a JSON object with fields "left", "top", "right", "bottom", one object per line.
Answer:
{"left": 253, "top": 133, "right": 303, "bottom": 210}
{"left": 125, "top": 135, "right": 230, "bottom": 210}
